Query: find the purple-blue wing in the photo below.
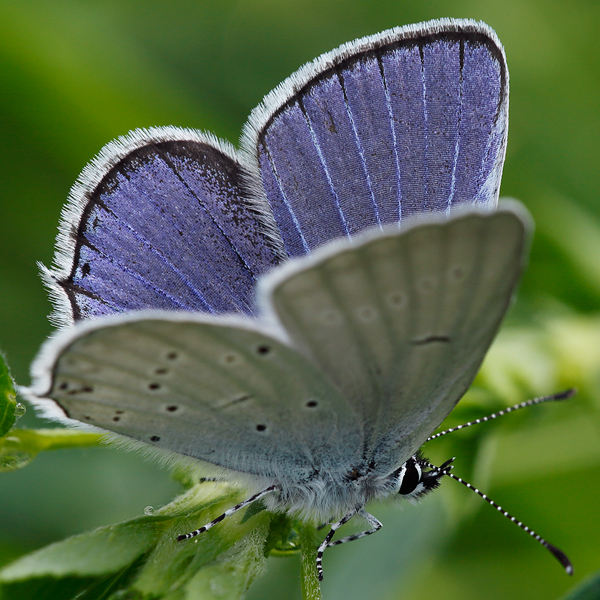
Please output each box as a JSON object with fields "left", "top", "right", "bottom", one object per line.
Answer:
{"left": 46, "top": 128, "right": 284, "bottom": 326}
{"left": 242, "top": 19, "right": 508, "bottom": 257}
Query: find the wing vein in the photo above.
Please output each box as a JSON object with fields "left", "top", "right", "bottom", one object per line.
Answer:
{"left": 446, "top": 39, "right": 464, "bottom": 211}
{"left": 418, "top": 43, "right": 430, "bottom": 210}
{"left": 336, "top": 68, "right": 382, "bottom": 229}
{"left": 262, "top": 142, "right": 311, "bottom": 254}
{"left": 377, "top": 50, "right": 403, "bottom": 225}
{"left": 80, "top": 200, "right": 217, "bottom": 313}
{"left": 156, "top": 147, "right": 260, "bottom": 304}
{"left": 298, "top": 97, "right": 351, "bottom": 238}
{"left": 73, "top": 237, "right": 209, "bottom": 312}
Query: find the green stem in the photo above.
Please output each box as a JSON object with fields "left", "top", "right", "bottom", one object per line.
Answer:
{"left": 299, "top": 522, "right": 322, "bottom": 600}
{"left": 2, "top": 428, "right": 103, "bottom": 451}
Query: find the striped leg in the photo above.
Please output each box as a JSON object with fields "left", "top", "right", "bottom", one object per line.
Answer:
{"left": 316, "top": 509, "right": 358, "bottom": 581}
{"left": 177, "top": 484, "right": 278, "bottom": 541}
{"left": 327, "top": 509, "right": 382, "bottom": 548}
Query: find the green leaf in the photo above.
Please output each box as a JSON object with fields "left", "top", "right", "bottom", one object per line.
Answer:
{"left": 559, "top": 568, "right": 600, "bottom": 600}
{"left": 0, "top": 352, "right": 17, "bottom": 437}
{"left": 264, "top": 514, "right": 297, "bottom": 557}
{"left": 0, "top": 481, "right": 277, "bottom": 600}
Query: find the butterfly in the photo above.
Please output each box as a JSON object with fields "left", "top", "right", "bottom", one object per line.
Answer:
{"left": 25, "top": 18, "right": 572, "bottom": 579}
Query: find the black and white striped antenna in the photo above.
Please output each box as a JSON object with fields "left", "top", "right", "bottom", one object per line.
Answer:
{"left": 427, "top": 389, "right": 576, "bottom": 443}
{"left": 426, "top": 389, "right": 576, "bottom": 575}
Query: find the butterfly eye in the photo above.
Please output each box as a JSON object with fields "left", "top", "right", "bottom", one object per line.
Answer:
{"left": 398, "top": 458, "right": 422, "bottom": 495}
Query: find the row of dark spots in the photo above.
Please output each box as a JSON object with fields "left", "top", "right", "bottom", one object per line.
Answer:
{"left": 111, "top": 404, "right": 177, "bottom": 422}
{"left": 223, "top": 344, "right": 272, "bottom": 365}
{"left": 164, "top": 345, "right": 272, "bottom": 367}
{"left": 80, "top": 404, "right": 178, "bottom": 425}
{"left": 58, "top": 381, "right": 94, "bottom": 395}
{"left": 59, "top": 345, "right": 275, "bottom": 392}
{"left": 60, "top": 380, "right": 173, "bottom": 396}
{"left": 80, "top": 409, "right": 122, "bottom": 423}
{"left": 150, "top": 399, "right": 320, "bottom": 441}
{"left": 254, "top": 399, "right": 319, "bottom": 433}
{"left": 146, "top": 364, "right": 171, "bottom": 393}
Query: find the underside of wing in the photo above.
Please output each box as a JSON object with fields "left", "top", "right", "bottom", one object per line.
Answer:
{"left": 28, "top": 313, "right": 361, "bottom": 483}
{"left": 261, "top": 202, "right": 531, "bottom": 469}
{"left": 242, "top": 19, "right": 508, "bottom": 256}
{"left": 46, "top": 127, "right": 284, "bottom": 327}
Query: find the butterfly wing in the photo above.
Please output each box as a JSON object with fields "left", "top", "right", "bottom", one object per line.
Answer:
{"left": 46, "top": 127, "right": 284, "bottom": 326}
{"left": 34, "top": 20, "right": 519, "bottom": 484}
{"left": 260, "top": 203, "right": 531, "bottom": 469}
{"left": 46, "top": 20, "right": 508, "bottom": 326}
{"left": 28, "top": 313, "right": 361, "bottom": 482}
{"left": 29, "top": 204, "right": 530, "bottom": 480}
{"left": 242, "top": 19, "right": 508, "bottom": 256}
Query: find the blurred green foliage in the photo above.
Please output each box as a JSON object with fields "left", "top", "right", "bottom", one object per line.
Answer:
{"left": 0, "top": 354, "right": 17, "bottom": 438}
{"left": 0, "top": 0, "right": 599, "bottom": 598}
{"left": 0, "top": 482, "right": 274, "bottom": 600}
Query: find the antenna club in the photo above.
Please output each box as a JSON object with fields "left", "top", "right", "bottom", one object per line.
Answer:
{"left": 554, "top": 388, "right": 577, "bottom": 401}
{"left": 545, "top": 542, "right": 574, "bottom": 576}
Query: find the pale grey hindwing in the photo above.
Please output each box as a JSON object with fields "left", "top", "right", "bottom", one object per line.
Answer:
{"left": 263, "top": 204, "right": 530, "bottom": 471}
{"left": 38, "top": 316, "right": 362, "bottom": 483}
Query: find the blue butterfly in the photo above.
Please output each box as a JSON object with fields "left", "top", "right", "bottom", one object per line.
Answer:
{"left": 27, "top": 18, "right": 572, "bottom": 580}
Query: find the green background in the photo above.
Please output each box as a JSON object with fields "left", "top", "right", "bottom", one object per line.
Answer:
{"left": 1, "top": 0, "right": 599, "bottom": 598}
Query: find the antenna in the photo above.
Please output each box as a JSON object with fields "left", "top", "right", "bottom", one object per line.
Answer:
{"left": 423, "top": 388, "right": 576, "bottom": 575}
{"left": 425, "top": 459, "right": 573, "bottom": 575}
{"left": 427, "top": 389, "right": 576, "bottom": 443}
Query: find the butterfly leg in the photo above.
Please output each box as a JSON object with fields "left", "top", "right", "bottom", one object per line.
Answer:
{"left": 177, "top": 484, "right": 278, "bottom": 541}
{"left": 327, "top": 509, "right": 382, "bottom": 548}
{"left": 316, "top": 508, "right": 359, "bottom": 580}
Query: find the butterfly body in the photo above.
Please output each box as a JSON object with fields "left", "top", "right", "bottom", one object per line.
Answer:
{"left": 221, "top": 452, "right": 444, "bottom": 524}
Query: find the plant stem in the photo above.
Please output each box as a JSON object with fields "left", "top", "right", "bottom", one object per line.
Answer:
{"left": 299, "top": 522, "right": 322, "bottom": 600}
{"left": 2, "top": 428, "right": 102, "bottom": 451}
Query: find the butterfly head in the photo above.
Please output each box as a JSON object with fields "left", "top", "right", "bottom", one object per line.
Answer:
{"left": 395, "top": 453, "right": 453, "bottom": 500}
